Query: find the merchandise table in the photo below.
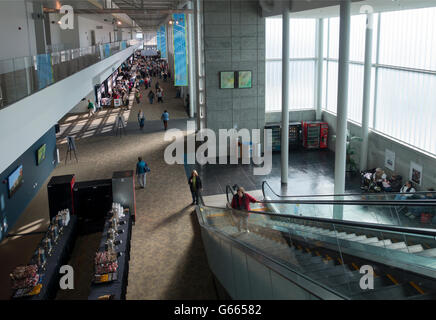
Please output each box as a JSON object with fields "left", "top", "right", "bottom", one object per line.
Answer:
{"left": 14, "top": 216, "right": 78, "bottom": 300}
{"left": 88, "top": 212, "right": 132, "bottom": 300}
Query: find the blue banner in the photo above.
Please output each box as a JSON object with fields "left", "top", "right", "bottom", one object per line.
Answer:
{"left": 104, "top": 43, "right": 111, "bottom": 58}
{"left": 157, "top": 28, "right": 161, "bottom": 54}
{"left": 160, "top": 25, "right": 167, "bottom": 59}
{"left": 36, "top": 54, "right": 53, "bottom": 90}
{"left": 120, "top": 41, "right": 126, "bottom": 50}
{"left": 172, "top": 14, "right": 188, "bottom": 86}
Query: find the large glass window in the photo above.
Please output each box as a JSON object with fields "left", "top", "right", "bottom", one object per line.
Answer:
{"left": 375, "top": 68, "right": 436, "bottom": 154}
{"left": 266, "top": 18, "right": 316, "bottom": 111}
{"left": 267, "top": 8, "right": 436, "bottom": 156}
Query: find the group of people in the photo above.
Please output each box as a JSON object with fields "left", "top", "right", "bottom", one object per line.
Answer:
{"left": 361, "top": 168, "right": 436, "bottom": 223}
{"left": 128, "top": 55, "right": 171, "bottom": 131}
{"left": 361, "top": 168, "right": 403, "bottom": 193}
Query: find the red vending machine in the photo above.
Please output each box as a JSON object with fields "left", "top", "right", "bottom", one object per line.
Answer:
{"left": 320, "top": 122, "right": 329, "bottom": 149}
{"left": 302, "top": 121, "right": 329, "bottom": 149}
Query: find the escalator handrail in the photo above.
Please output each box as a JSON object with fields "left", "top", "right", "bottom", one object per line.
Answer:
{"left": 201, "top": 204, "right": 436, "bottom": 238}
{"left": 227, "top": 183, "right": 436, "bottom": 206}
{"left": 226, "top": 184, "right": 235, "bottom": 204}
{"left": 260, "top": 199, "right": 436, "bottom": 206}
{"left": 262, "top": 180, "right": 436, "bottom": 200}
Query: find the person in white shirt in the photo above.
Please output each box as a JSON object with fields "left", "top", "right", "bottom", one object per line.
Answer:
{"left": 395, "top": 181, "right": 416, "bottom": 200}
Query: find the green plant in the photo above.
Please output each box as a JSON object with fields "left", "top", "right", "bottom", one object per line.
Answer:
{"left": 332, "top": 130, "right": 363, "bottom": 173}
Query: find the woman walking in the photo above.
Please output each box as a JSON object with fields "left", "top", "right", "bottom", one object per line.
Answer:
{"left": 138, "top": 109, "right": 145, "bottom": 131}
{"left": 161, "top": 110, "right": 169, "bottom": 130}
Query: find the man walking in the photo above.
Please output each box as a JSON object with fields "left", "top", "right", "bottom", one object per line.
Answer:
{"left": 136, "top": 157, "right": 149, "bottom": 189}
{"left": 188, "top": 170, "right": 202, "bottom": 205}
{"left": 87, "top": 99, "right": 95, "bottom": 117}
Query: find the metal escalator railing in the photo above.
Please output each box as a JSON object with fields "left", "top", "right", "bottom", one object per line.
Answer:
{"left": 197, "top": 204, "right": 436, "bottom": 300}
{"left": 262, "top": 180, "right": 436, "bottom": 201}
{"left": 258, "top": 182, "right": 436, "bottom": 229}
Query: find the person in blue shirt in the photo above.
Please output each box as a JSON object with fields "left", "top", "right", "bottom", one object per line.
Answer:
{"left": 136, "top": 157, "right": 149, "bottom": 189}
{"left": 161, "top": 110, "right": 169, "bottom": 130}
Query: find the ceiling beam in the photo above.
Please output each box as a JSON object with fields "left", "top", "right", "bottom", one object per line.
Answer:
{"left": 43, "top": 8, "right": 193, "bottom": 14}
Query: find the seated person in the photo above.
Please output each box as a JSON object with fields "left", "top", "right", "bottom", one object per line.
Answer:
{"left": 395, "top": 181, "right": 416, "bottom": 200}
{"left": 389, "top": 174, "right": 403, "bottom": 192}
{"left": 381, "top": 174, "right": 392, "bottom": 192}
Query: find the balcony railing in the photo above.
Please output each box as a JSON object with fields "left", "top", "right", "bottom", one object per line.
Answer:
{"left": 0, "top": 39, "right": 139, "bottom": 110}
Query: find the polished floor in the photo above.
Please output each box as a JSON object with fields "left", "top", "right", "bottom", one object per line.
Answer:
{"left": 187, "top": 149, "right": 362, "bottom": 197}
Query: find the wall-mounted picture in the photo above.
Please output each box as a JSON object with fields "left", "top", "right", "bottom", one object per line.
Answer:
{"left": 409, "top": 161, "right": 423, "bottom": 186}
{"left": 37, "top": 144, "right": 46, "bottom": 166}
{"left": 8, "top": 165, "right": 24, "bottom": 198}
{"left": 220, "top": 71, "right": 235, "bottom": 89}
{"left": 384, "top": 149, "right": 395, "bottom": 171}
{"left": 238, "top": 71, "right": 252, "bottom": 89}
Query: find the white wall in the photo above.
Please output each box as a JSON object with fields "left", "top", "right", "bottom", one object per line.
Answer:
{"left": 48, "top": 13, "right": 80, "bottom": 50}
{"left": 0, "top": 44, "right": 139, "bottom": 174}
{"left": 77, "top": 15, "right": 115, "bottom": 47}
{"left": 0, "top": 0, "right": 37, "bottom": 60}
{"left": 68, "top": 90, "right": 95, "bottom": 114}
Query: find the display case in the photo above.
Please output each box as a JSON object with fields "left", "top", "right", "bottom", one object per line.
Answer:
{"left": 289, "top": 122, "right": 302, "bottom": 150}
{"left": 264, "top": 123, "right": 281, "bottom": 152}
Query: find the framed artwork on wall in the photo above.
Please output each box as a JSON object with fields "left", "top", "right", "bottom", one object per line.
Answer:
{"left": 384, "top": 149, "right": 395, "bottom": 171}
{"left": 409, "top": 161, "right": 423, "bottom": 186}
{"left": 238, "top": 71, "right": 252, "bottom": 89}
{"left": 220, "top": 71, "right": 235, "bottom": 89}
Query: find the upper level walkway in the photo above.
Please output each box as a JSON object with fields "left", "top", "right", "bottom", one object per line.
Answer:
{"left": 0, "top": 40, "right": 138, "bottom": 109}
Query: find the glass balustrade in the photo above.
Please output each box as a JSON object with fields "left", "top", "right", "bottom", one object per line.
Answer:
{"left": 0, "top": 40, "right": 139, "bottom": 109}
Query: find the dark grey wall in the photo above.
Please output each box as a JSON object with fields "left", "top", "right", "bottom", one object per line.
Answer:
{"left": 203, "top": 0, "right": 266, "bottom": 135}
{"left": 0, "top": 126, "right": 57, "bottom": 235}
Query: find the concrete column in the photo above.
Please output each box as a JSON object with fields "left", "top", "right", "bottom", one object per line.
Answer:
{"left": 187, "top": 0, "right": 197, "bottom": 118}
{"left": 281, "top": 9, "right": 290, "bottom": 184}
{"left": 360, "top": 13, "right": 374, "bottom": 171}
{"left": 334, "top": 0, "right": 351, "bottom": 195}
{"left": 32, "top": 2, "right": 46, "bottom": 54}
{"left": 315, "top": 19, "right": 324, "bottom": 121}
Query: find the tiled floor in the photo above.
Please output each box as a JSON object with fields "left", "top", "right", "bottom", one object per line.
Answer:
{"left": 187, "top": 149, "right": 362, "bottom": 197}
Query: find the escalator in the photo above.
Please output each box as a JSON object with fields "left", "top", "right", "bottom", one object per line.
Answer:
{"left": 260, "top": 181, "right": 436, "bottom": 229}
{"left": 195, "top": 186, "right": 436, "bottom": 300}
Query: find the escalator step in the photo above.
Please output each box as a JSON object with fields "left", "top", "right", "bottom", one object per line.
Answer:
{"left": 320, "top": 270, "right": 361, "bottom": 287}
{"left": 332, "top": 276, "right": 389, "bottom": 296}
{"left": 369, "top": 239, "right": 392, "bottom": 247}
{"left": 385, "top": 242, "right": 407, "bottom": 250}
{"left": 304, "top": 260, "right": 336, "bottom": 272}
{"left": 307, "top": 265, "right": 349, "bottom": 279}
{"left": 398, "top": 244, "right": 424, "bottom": 254}
{"left": 416, "top": 248, "right": 436, "bottom": 257}
{"left": 347, "top": 235, "right": 367, "bottom": 242}
{"left": 356, "top": 237, "right": 379, "bottom": 244}
{"left": 350, "top": 283, "right": 417, "bottom": 300}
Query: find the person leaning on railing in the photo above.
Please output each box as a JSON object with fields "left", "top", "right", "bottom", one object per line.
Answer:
{"left": 231, "top": 187, "right": 259, "bottom": 233}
